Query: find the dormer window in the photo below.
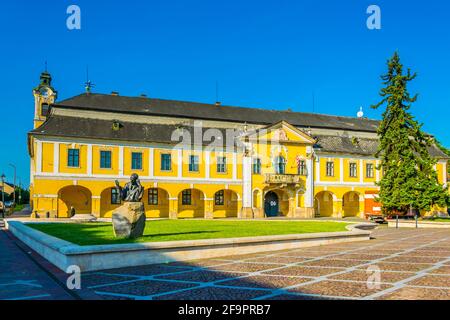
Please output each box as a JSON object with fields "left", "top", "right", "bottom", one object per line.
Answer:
{"left": 41, "top": 103, "right": 50, "bottom": 116}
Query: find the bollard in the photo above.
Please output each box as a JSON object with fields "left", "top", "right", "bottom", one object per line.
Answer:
{"left": 396, "top": 215, "right": 399, "bottom": 229}
{"left": 415, "top": 214, "right": 418, "bottom": 229}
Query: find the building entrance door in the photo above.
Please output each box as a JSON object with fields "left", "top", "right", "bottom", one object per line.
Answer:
{"left": 264, "top": 191, "right": 279, "bottom": 217}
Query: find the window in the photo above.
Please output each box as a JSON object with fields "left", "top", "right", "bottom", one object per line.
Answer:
{"left": 131, "top": 152, "right": 143, "bottom": 170}
{"left": 215, "top": 190, "right": 225, "bottom": 206}
{"left": 326, "top": 162, "right": 334, "bottom": 177}
{"left": 41, "top": 103, "right": 50, "bottom": 116}
{"left": 189, "top": 155, "right": 199, "bottom": 172}
{"left": 100, "top": 151, "right": 112, "bottom": 169}
{"left": 111, "top": 188, "right": 121, "bottom": 205}
{"left": 298, "top": 160, "right": 307, "bottom": 176}
{"left": 275, "top": 156, "right": 286, "bottom": 174}
{"left": 349, "top": 163, "right": 358, "bottom": 178}
{"left": 67, "top": 149, "right": 79, "bottom": 167}
{"left": 182, "top": 190, "right": 192, "bottom": 205}
{"left": 217, "top": 156, "right": 227, "bottom": 173}
{"left": 148, "top": 189, "right": 158, "bottom": 205}
{"left": 366, "top": 163, "right": 374, "bottom": 178}
{"left": 253, "top": 158, "right": 262, "bottom": 175}
{"left": 161, "top": 154, "right": 172, "bottom": 171}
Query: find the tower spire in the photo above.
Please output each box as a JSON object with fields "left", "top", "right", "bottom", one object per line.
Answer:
{"left": 84, "top": 66, "right": 95, "bottom": 94}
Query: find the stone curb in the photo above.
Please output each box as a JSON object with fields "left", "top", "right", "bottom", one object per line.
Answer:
{"left": 6, "top": 221, "right": 373, "bottom": 272}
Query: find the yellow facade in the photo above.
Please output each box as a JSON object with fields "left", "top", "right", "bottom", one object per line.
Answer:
{"left": 28, "top": 73, "right": 449, "bottom": 220}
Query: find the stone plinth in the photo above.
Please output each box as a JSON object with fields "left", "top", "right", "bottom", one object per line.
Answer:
{"left": 112, "top": 202, "right": 146, "bottom": 239}
{"left": 71, "top": 214, "right": 97, "bottom": 222}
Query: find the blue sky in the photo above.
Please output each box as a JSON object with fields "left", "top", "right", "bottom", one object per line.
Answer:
{"left": 0, "top": 0, "right": 449, "bottom": 186}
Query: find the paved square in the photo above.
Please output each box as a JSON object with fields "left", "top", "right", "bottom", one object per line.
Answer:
{"left": 3, "top": 227, "right": 450, "bottom": 300}
{"left": 75, "top": 228, "right": 450, "bottom": 300}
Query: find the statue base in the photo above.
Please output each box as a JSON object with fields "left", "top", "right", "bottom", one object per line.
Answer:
{"left": 112, "top": 202, "right": 146, "bottom": 239}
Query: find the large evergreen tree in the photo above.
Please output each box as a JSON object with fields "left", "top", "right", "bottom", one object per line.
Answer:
{"left": 372, "top": 52, "right": 448, "bottom": 215}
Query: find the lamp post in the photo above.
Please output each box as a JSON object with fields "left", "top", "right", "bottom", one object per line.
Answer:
{"left": 1, "top": 173, "right": 5, "bottom": 219}
{"left": 9, "top": 164, "right": 16, "bottom": 205}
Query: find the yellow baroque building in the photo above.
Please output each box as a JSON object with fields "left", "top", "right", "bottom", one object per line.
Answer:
{"left": 28, "top": 72, "right": 449, "bottom": 219}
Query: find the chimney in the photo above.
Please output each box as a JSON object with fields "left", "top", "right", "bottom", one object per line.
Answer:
{"left": 111, "top": 91, "right": 119, "bottom": 96}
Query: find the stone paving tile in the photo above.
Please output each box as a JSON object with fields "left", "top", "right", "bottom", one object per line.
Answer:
{"left": 275, "top": 251, "right": 336, "bottom": 258}
{"left": 95, "top": 294, "right": 134, "bottom": 300}
{"left": 218, "top": 275, "right": 311, "bottom": 289}
{"left": 101, "top": 264, "right": 193, "bottom": 276}
{"left": 300, "top": 259, "right": 364, "bottom": 268}
{"left": 214, "top": 253, "right": 268, "bottom": 261}
{"left": 210, "top": 262, "right": 283, "bottom": 273}
{"left": 0, "top": 284, "right": 50, "bottom": 300}
{"left": 408, "top": 250, "right": 450, "bottom": 257}
{"left": 377, "top": 287, "right": 450, "bottom": 300}
{"left": 263, "top": 266, "right": 344, "bottom": 277}
{"left": 360, "top": 262, "right": 433, "bottom": 272}
{"left": 168, "top": 259, "right": 230, "bottom": 267}
{"left": 406, "top": 275, "right": 450, "bottom": 288}
{"left": 81, "top": 274, "right": 138, "bottom": 288}
{"left": 353, "top": 249, "right": 403, "bottom": 255}
{"left": 96, "top": 280, "right": 198, "bottom": 296}
{"left": 334, "top": 253, "right": 389, "bottom": 261}
{"left": 265, "top": 294, "right": 336, "bottom": 300}
{"left": 428, "top": 266, "right": 450, "bottom": 275}
{"left": 154, "top": 286, "right": 268, "bottom": 300}
{"left": 329, "top": 270, "right": 415, "bottom": 283}
{"left": 414, "top": 247, "right": 450, "bottom": 252}
{"left": 155, "top": 270, "right": 246, "bottom": 283}
{"left": 383, "top": 256, "right": 446, "bottom": 264}
{"left": 246, "top": 256, "right": 310, "bottom": 264}
{"left": 288, "top": 280, "right": 392, "bottom": 298}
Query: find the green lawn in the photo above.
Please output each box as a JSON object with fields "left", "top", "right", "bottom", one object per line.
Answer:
{"left": 27, "top": 220, "right": 351, "bottom": 246}
{"left": 423, "top": 218, "right": 450, "bottom": 223}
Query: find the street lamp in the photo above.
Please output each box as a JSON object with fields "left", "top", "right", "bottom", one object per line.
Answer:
{"left": 1, "top": 173, "right": 5, "bottom": 219}
{"left": 9, "top": 164, "right": 16, "bottom": 205}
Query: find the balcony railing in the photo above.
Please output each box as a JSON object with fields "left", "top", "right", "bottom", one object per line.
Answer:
{"left": 264, "top": 174, "right": 305, "bottom": 185}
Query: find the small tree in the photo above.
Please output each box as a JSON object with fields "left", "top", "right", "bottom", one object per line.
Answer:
{"left": 372, "top": 52, "right": 448, "bottom": 215}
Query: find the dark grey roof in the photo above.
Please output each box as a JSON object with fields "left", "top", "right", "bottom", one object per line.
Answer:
{"left": 29, "top": 116, "right": 239, "bottom": 147}
{"left": 54, "top": 93, "right": 380, "bottom": 133}
{"left": 29, "top": 116, "right": 448, "bottom": 159}
{"left": 315, "top": 135, "right": 448, "bottom": 158}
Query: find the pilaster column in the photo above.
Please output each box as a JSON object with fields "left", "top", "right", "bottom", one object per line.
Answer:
{"left": 333, "top": 198, "right": 343, "bottom": 219}
{"left": 53, "top": 142, "right": 60, "bottom": 174}
{"left": 204, "top": 199, "right": 214, "bottom": 219}
{"left": 241, "top": 145, "right": 253, "bottom": 219}
{"left": 87, "top": 144, "right": 93, "bottom": 176}
{"left": 305, "top": 156, "right": 314, "bottom": 209}
{"left": 169, "top": 198, "right": 178, "bottom": 219}
{"left": 359, "top": 194, "right": 366, "bottom": 219}
{"left": 91, "top": 196, "right": 101, "bottom": 218}
{"left": 36, "top": 141, "right": 43, "bottom": 174}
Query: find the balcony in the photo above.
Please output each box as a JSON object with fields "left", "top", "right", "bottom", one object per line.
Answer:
{"left": 264, "top": 174, "right": 305, "bottom": 185}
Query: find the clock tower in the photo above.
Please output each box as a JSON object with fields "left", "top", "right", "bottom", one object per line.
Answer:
{"left": 33, "top": 71, "right": 57, "bottom": 129}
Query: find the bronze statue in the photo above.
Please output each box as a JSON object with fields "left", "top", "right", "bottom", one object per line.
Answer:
{"left": 115, "top": 173, "right": 144, "bottom": 202}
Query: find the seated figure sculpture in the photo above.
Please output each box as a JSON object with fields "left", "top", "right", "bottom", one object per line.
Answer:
{"left": 112, "top": 174, "right": 146, "bottom": 239}
{"left": 115, "top": 173, "right": 144, "bottom": 202}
